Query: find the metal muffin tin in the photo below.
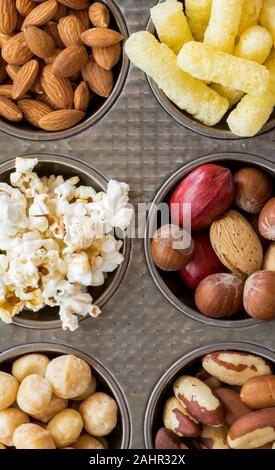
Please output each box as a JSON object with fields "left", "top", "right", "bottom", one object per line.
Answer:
{"left": 145, "top": 152, "right": 275, "bottom": 329}
{"left": 0, "top": 0, "right": 129, "bottom": 141}
{"left": 146, "top": 0, "right": 275, "bottom": 140}
{"left": 144, "top": 341, "right": 275, "bottom": 449}
{"left": 0, "top": 0, "right": 275, "bottom": 449}
{"left": 0, "top": 154, "right": 131, "bottom": 330}
{"left": 0, "top": 342, "right": 131, "bottom": 448}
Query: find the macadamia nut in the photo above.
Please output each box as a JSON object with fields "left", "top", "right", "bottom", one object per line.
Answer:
{"left": 47, "top": 409, "right": 83, "bottom": 448}
{"left": 80, "top": 392, "right": 118, "bottom": 437}
{"left": 13, "top": 423, "right": 56, "bottom": 449}
{"left": 0, "top": 408, "right": 29, "bottom": 446}
{"left": 0, "top": 372, "right": 19, "bottom": 411}
{"left": 31, "top": 395, "right": 68, "bottom": 423}
{"left": 45, "top": 355, "right": 91, "bottom": 399}
{"left": 12, "top": 354, "right": 50, "bottom": 383}
{"left": 72, "top": 433, "right": 105, "bottom": 449}
{"left": 17, "top": 374, "right": 52, "bottom": 415}
{"left": 73, "top": 375, "right": 97, "bottom": 401}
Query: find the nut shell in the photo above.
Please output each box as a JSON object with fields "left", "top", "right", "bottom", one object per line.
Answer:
{"left": 234, "top": 167, "right": 273, "bottom": 214}
{"left": 151, "top": 225, "right": 194, "bottom": 271}
{"left": 195, "top": 273, "right": 244, "bottom": 319}
{"left": 243, "top": 270, "right": 275, "bottom": 320}
{"left": 210, "top": 210, "right": 263, "bottom": 280}
{"left": 259, "top": 197, "right": 275, "bottom": 241}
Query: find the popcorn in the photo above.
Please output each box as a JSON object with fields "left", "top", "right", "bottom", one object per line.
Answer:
{"left": 0, "top": 158, "right": 132, "bottom": 331}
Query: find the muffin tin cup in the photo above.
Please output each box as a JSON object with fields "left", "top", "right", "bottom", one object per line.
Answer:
{"left": 144, "top": 152, "right": 275, "bottom": 329}
{"left": 0, "top": 154, "right": 132, "bottom": 330}
{"left": 144, "top": 340, "right": 275, "bottom": 449}
{"left": 0, "top": 0, "right": 129, "bottom": 142}
{"left": 146, "top": 0, "right": 275, "bottom": 140}
{"left": 0, "top": 342, "right": 132, "bottom": 449}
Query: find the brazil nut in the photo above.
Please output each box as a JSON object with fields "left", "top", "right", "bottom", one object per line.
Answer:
{"left": 200, "top": 425, "right": 230, "bottom": 449}
{"left": 155, "top": 428, "right": 189, "bottom": 449}
{"left": 196, "top": 368, "right": 222, "bottom": 390}
{"left": 214, "top": 387, "right": 252, "bottom": 426}
{"left": 240, "top": 375, "right": 275, "bottom": 409}
{"left": 202, "top": 351, "right": 272, "bottom": 386}
{"left": 228, "top": 407, "right": 275, "bottom": 449}
{"left": 163, "top": 397, "right": 201, "bottom": 438}
{"left": 173, "top": 376, "right": 224, "bottom": 426}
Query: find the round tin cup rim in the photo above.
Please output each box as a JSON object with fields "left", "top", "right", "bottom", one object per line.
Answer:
{"left": 144, "top": 151, "right": 275, "bottom": 329}
{"left": 0, "top": 342, "right": 132, "bottom": 449}
{"left": 145, "top": 8, "right": 275, "bottom": 140}
{"left": 0, "top": 153, "right": 132, "bottom": 330}
{"left": 0, "top": 0, "right": 130, "bottom": 142}
{"left": 144, "top": 340, "right": 275, "bottom": 449}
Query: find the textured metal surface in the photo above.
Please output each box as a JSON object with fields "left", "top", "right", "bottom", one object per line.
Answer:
{"left": 0, "top": 0, "right": 275, "bottom": 449}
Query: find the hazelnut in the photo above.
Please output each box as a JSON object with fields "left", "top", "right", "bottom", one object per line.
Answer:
{"left": 259, "top": 197, "right": 275, "bottom": 241}
{"left": 195, "top": 273, "right": 244, "bottom": 319}
{"left": 234, "top": 167, "right": 273, "bottom": 214}
{"left": 151, "top": 224, "right": 194, "bottom": 271}
{"left": 263, "top": 243, "right": 275, "bottom": 271}
{"left": 243, "top": 270, "right": 275, "bottom": 320}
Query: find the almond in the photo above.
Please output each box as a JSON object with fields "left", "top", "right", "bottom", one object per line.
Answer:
{"left": 0, "top": 0, "right": 18, "bottom": 34}
{"left": 39, "top": 108, "right": 85, "bottom": 130}
{"left": 16, "top": 0, "right": 36, "bottom": 17}
{"left": 93, "top": 42, "right": 121, "bottom": 70}
{"left": 74, "top": 80, "right": 89, "bottom": 112}
{"left": 19, "top": 98, "right": 52, "bottom": 126}
{"left": 0, "top": 57, "right": 6, "bottom": 84}
{"left": 51, "top": 44, "right": 88, "bottom": 79}
{"left": 82, "top": 56, "right": 113, "bottom": 97}
{"left": 52, "top": 3, "right": 66, "bottom": 22}
{"left": 0, "top": 95, "right": 23, "bottom": 121}
{"left": 44, "top": 48, "right": 61, "bottom": 64}
{"left": 2, "top": 32, "right": 33, "bottom": 65}
{"left": 68, "top": 8, "right": 90, "bottom": 29}
{"left": 88, "top": 2, "right": 110, "bottom": 28}
{"left": 57, "top": 0, "right": 89, "bottom": 10}
{"left": 21, "top": 0, "right": 58, "bottom": 29}
{"left": 41, "top": 64, "right": 73, "bottom": 108}
{"left": 6, "top": 64, "right": 20, "bottom": 80}
{"left": 0, "top": 32, "right": 12, "bottom": 48}
{"left": 0, "top": 84, "right": 13, "bottom": 98}
{"left": 58, "top": 15, "right": 85, "bottom": 47}
{"left": 44, "top": 21, "right": 64, "bottom": 49}
{"left": 12, "top": 58, "right": 39, "bottom": 99}
{"left": 24, "top": 25, "right": 55, "bottom": 58}
{"left": 30, "top": 72, "right": 43, "bottom": 95}
{"left": 81, "top": 27, "right": 124, "bottom": 48}
{"left": 37, "top": 93, "right": 59, "bottom": 110}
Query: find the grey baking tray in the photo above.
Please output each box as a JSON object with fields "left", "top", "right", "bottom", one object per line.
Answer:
{"left": 0, "top": 0, "right": 275, "bottom": 449}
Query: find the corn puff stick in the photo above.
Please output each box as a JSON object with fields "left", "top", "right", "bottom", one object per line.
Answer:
{"left": 235, "top": 26, "right": 272, "bottom": 64}
{"left": 150, "top": 0, "right": 192, "bottom": 55}
{"left": 238, "top": 0, "right": 263, "bottom": 36}
{"left": 177, "top": 41, "right": 270, "bottom": 95}
{"left": 204, "top": 0, "right": 244, "bottom": 53}
{"left": 210, "top": 84, "right": 244, "bottom": 108}
{"left": 125, "top": 32, "right": 229, "bottom": 127}
{"left": 227, "top": 51, "right": 275, "bottom": 137}
{"left": 185, "top": 0, "right": 212, "bottom": 42}
{"left": 260, "top": 0, "right": 275, "bottom": 45}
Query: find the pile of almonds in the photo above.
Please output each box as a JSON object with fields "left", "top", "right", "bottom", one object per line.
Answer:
{"left": 151, "top": 163, "right": 275, "bottom": 322}
{"left": 0, "top": 0, "right": 124, "bottom": 132}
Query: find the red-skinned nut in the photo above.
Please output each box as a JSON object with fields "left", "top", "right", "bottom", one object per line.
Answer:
{"left": 228, "top": 408, "right": 275, "bottom": 449}
{"left": 179, "top": 231, "right": 224, "bottom": 290}
{"left": 199, "top": 425, "right": 229, "bottom": 449}
{"left": 234, "top": 167, "right": 273, "bottom": 214}
{"left": 214, "top": 387, "right": 252, "bottom": 426}
{"left": 170, "top": 164, "right": 235, "bottom": 231}
{"left": 173, "top": 376, "right": 224, "bottom": 426}
{"left": 155, "top": 428, "right": 188, "bottom": 449}
{"left": 163, "top": 397, "right": 201, "bottom": 438}
{"left": 202, "top": 351, "right": 272, "bottom": 386}
{"left": 240, "top": 375, "right": 275, "bottom": 409}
